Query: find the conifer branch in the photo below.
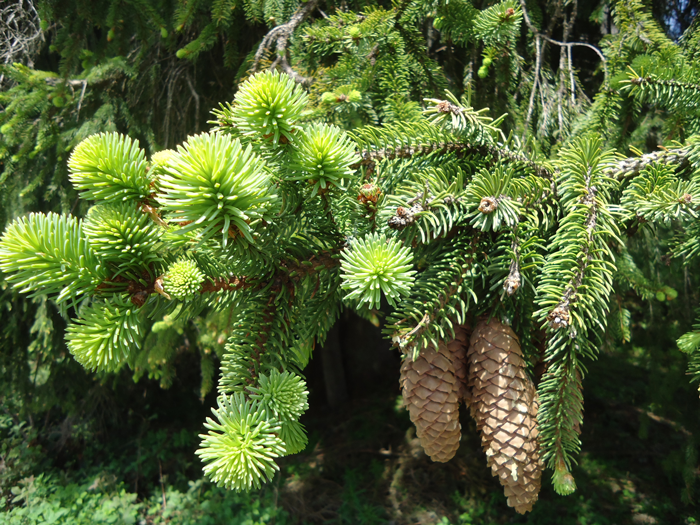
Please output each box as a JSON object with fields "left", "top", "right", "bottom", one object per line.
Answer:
{"left": 540, "top": 357, "right": 582, "bottom": 494}
{"left": 629, "top": 76, "right": 700, "bottom": 92}
{"left": 534, "top": 137, "right": 619, "bottom": 493}
{"left": 546, "top": 173, "right": 597, "bottom": 330}
{"left": 388, "top": 231, "right": 479, "bottom": 353}
{"left": 608, "top": 147, "right": 690, "bottom": 180}
{"left": 356, "top": 141, "right": 554, "bottom": 181}
{"left": 117, "top": 251, "right": 341, "bottom": 305}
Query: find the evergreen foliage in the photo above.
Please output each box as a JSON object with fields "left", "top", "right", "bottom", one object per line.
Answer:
{"left": 2, "top": 0, "right": 700, "bottom": 514}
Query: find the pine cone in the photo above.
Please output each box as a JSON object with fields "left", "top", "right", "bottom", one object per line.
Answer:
{"left": 450, "top": 326, "right": 470, "bottom": 403}
{"left": 400, "top": 326, "right": 469, "bottom": 462}
{"left": 468, "top": 318, "right": 543, "bottom": 514}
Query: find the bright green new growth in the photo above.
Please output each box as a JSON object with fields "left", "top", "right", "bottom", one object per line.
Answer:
{"left": 248, "top": 369, "right": 309, "bottom": 422}
{"left": 0, "top": 212, "right": 106, "bottom": 306}
{"left": 158, "top": 132, "right": 277, "bottom": 246}
{"left": 65, "top": 295, "right": 145, "bottom": 372}
{"left": 163, "top": 258, "right": 206, "bottom": 300}
{"left": 149, "top": 149, "right": 177, "bottom": 178}
{"left": 68, "top": 132, "right": 151, "bottom": 202}
{"left": 278, "top": 419, "right": 308, "bottom": 456}
{"left": 83, "top": 202, "right": 162, "bottom": 276}
{"left": 340, "top": 233, "right": 416, "bottom": 309}
{"left": 473, "top": 0, "right": 523, "bottom": 47}
{"left": 289, "top": 123, "right": 357, "bottom": 197}
{"left": 197, "top": 393, "right": 286, "bottom": 491}
{"left": 248, "top": 370, "right": 310, "bottom": 456}
{"left": 231, "top": 70, "right": 309, "bottom": 145}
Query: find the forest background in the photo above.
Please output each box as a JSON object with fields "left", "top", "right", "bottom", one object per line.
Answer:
{"left": 2, "top": 0, "right": 700, "bottom": 523}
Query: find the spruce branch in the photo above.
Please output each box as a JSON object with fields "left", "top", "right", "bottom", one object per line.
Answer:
{"left": 608, "top": 147, "right": 690, "bottom": 180}
{"left": 384, "top": 167, "right": 468, "bottom": 243}
{"left": 197, "top": 393, "right": 286, "bottom": 491}
{"left": 387, "top": 231, "right": 479, "bottom": 354}
{"left": 620, "top": 163, "right": 700, "bottom": 223}
{"left": 68, "top": 132, "right": 152, "bottom": 203}
{"left": 355, "top": 139, "right": 555, "bottom": 181}
{"left": 66, "top": 295, "right": 145, "bottom": 372}
{"left": 623, "top": 70, "right": 700, "bottom": 107}
{"left": 108, "top": 249, "right": 341, "bottom": 308}
{"left": 158, "top": 131, "right": 278, "bottom": 247}
{"left": 534, "top": 136, "right": 619, "bottom": 492}
{"left": 545, "top": 178, "right": 599, "bottom": 330}
{"left": 340, "top": 232, "right": 416, "bottom": 309}
{"left": 0, "top": 212, "right": 108, "bottom": 305}
{"left": 539, "top": 356, "right": 583, "bottom": 495}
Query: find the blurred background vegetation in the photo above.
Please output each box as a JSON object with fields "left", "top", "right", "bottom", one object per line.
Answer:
{"left": 2, "top": 0, "right": 700, "bottom": 522}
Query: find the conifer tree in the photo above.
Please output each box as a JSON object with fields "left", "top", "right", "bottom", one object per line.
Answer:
{"left": 2, "top": 0, "right": 700, "bottom": 514}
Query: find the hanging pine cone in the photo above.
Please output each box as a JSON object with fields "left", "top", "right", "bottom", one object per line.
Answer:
{"left": 450, "top": 326, "right": 470, "bottom": 403}
{"left": 400, "top": 326, "right": 469, "bottom": 462}
{"left": 468, "top": 318, "right": 543, "bottom": 514}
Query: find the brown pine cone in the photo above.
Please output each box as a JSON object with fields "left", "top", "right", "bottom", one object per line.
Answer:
{"left": 450, "top": 325, "right": 470, "bottom": 403}
{"left": 468, "top": 318, "right": 543, "bottom": 514}
{"left": 400, "top": 326, "right": 469, "bottom": 462}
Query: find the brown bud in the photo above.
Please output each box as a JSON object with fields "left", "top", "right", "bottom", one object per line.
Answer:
{"left": 547, "top": 305, "right": 570, "bottom": 329}
{"left": 479, "top": 197, "right": 498, "bottom": 214}
{"left": 504, "top": 273, "right": 521, "bottom": 295}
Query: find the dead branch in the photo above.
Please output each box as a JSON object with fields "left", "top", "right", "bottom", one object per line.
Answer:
{"left": 0, "top": 0, "right": 44, "bottom": 87}
{"left": 252, "top": 0, "right": 319, "bottom": 86}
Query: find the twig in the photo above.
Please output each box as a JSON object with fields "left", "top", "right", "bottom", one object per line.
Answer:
{"left": 184, "top": 71, "right": 200, "bottom": 132}
{"left": 162, "top": 63, "right": 187, "bottom": 148}
{"left": 541, "top": 35, "right": 608, "bottom": 83}
{"left": 523, "top": 35, "right": 542, "bottom": 139}
{"left": 158, "top": 459, "right": 167, "bottom": 511}
{"left": 252, "top": 0, "right": 318, "bottom": 86}
{"left": 568, "top": 45, "right": 575, "bottom": 105}
{"left": 76, "top": 80, "right": 87, "bottom": 121}
{"left": 518, "top": 0, "right": 608, "bottom": 140}
{"left": 608, "top": 147, "right": 689, "bottom": 180}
